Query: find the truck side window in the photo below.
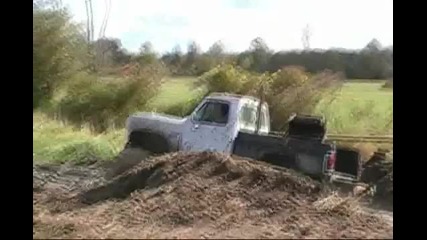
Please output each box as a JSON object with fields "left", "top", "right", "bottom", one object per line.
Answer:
{"left": 193, "top": 101, "right": 229, "bottom": 124}
{"left": 257, "top": 105, "right": 270, "bottom": 133}
{"left": 239, "top": 105, "right": 257, "bottom": 130}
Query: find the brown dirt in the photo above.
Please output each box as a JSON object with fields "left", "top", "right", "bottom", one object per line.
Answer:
{"left": 33, "top": 152, "right": 393, "bottom": 239}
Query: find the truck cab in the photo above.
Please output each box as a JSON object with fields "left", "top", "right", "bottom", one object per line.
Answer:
{"left": 179, "top": 93, "right": 270, "bottom": 153}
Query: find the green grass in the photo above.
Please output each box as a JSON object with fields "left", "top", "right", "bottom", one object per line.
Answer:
{"left": 314, "top": 81, "right": 393, "bottom": 134}
{"left": 33, "top": 113, "right": 124, "bottom": 164}
{"left": 148, "top": 76, "right": 205, "bottom": 111}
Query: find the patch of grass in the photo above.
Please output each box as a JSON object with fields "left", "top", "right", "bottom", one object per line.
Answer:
{"left": 315, "top": 81, "right": 393, "bottom": 134}
{"left": 148, "top": 76, "right": 204, "bottom": 112}
{"left": 33, "top": 113, "right": 124, "bottom": 164}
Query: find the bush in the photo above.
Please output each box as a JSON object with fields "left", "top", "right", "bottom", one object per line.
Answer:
{"left": 197, "top": 64, "right": 251, "bottom": 94}
{"left": 267, "top": 67, "right": 343, "bottom": 130}
{"left": 382, "top": 78, "right": 393, "bottom": 89}
{"left": 269, "top": 66, "right": 309, "bottom": 95}
{"left": 53, "top": 64, "right": 163, "bottom": 133}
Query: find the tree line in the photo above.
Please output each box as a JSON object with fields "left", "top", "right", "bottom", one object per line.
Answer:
{"left": 94, "top": 37, "right": 393, "bottom": 80}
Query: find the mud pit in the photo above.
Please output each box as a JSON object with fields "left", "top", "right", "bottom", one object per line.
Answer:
{"left": 34, "top": 152, "right": 393, "bottom": 239}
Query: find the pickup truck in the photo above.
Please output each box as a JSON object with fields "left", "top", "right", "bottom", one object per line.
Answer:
{"left": 122, "top": 92, "right": 361, "bottom": 184}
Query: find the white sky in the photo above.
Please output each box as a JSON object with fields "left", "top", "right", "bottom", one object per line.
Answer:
{"left": 63, "top": 0, "right": 393, "bottom": 53}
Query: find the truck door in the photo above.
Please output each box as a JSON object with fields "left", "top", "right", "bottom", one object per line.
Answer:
{"left": 180, "top": 100, "right": 236, "bottom": 153}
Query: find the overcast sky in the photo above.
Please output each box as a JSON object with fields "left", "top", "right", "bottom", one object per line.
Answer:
{"left": 63, "top": 0, "right": 393, "bottom": 53}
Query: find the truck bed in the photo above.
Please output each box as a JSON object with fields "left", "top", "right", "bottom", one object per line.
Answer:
{"left": 232, "top": 131, "right": 332, "bottom": 177}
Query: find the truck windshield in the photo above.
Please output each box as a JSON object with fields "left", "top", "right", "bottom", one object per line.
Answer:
{"left": 193, "top": 101, "right": 229, "bottom": 124}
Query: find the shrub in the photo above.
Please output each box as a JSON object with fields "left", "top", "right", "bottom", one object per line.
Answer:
{"left": 267, "top": 68, "right": 343, "bottom": 130}
{"left": 197, "top": 64, "right": 250, "bottom": 94}
{"left": 269, "top": 66, "right": 310, "bottom": 95}
{"left": 382, "top": 78, "right": 393, "bottom": 89}
{"left": 54, "top": 64, "right": 163, "bottom": 133}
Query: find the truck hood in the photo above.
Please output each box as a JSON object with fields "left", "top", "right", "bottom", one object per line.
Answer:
{"left": 126, "top": 112, "right": 187, "bottom": 136}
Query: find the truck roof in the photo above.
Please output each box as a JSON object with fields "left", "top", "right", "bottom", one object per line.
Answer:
{"left": 207, "top": 92, "right": 261, "bottom": 103}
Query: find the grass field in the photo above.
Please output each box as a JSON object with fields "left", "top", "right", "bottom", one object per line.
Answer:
{"left": 33, "top": 113, "right": 124, "bottom": 164}
{"left": 148, "top": 77, "right": 204, "bottom": 111}
{"left": 33, "top": 77, "right": 392, "bottom": 163}
{"left": 315, "top": 81, "right": 392, "bottom": 134}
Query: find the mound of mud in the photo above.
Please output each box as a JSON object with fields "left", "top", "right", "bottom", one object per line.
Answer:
{"left": 360, "top": 152, "right": 393, "bottom": 211}
{"left": 34, "top": 152, "right": 393, "bottom": 239}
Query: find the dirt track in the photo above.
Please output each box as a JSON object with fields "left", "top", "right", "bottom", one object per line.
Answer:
{"left": 33, "top": 152, "right": 393, "bottom": 239}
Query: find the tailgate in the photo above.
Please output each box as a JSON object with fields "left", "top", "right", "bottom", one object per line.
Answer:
{"left": 335, "top": 147, "right": 361, "bottom": 179}
{"left": 325, "top": 147, "right": 361, "bottom": 183}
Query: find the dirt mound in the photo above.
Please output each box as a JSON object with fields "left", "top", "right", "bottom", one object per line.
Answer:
{"left": 360, "top": 152, "right": 393, "bottom": 211}
{"left": 34, "top": 152, "right": 392, "bottom": 239}
{"left": 371, "top": 170, "right": 393, "bottom": 211}
{"left": 102, "top": 148, "right": 152, "bottom": 180}
{"left": 361, "top": 152, "right": 392, "bottom": 184}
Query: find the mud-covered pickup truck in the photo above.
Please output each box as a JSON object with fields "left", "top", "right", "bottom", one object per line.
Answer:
{"left": 123, "top": 92, "right": 361, "bottom": 183}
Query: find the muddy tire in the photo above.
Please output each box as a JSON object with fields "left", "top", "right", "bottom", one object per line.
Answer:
{"left": 104, "top": 147, "right": 152, "bottom": 180}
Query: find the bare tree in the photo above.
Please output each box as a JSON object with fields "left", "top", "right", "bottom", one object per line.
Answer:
{"left": 99, "top": 0, "right": 112, "bottom": 38}
{"left": 85, "top": 0, "right": 95, "bottom": 42}
{"left": 301, "top": 24, "right": 312, "bottom": 50}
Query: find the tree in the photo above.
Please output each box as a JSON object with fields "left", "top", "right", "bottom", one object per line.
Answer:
{"left": 363, "top": 38, "right": 382, "bottom": 53}
{"left": 161, "top": 44, "right": 184, "bottom": 75}
{"left": 171, "top": 44, "right": 183, "bottom": 67}
{"left": 183, "top": 41, "right": 201, "bottom": 74}
{"left": 250, "top": 37, "right": 269, "bottom": 52}
{"left": 205, "top": 40, "right": 226, "bottom": 68}
{"left": 359, "top": 39, "right": 389, "bottom": 78}
{"left": 139, "top": 41, "right": 154, "bottom": 55}
{"left": 301, "top": 24, "right": 312, "bottom": 50}
{"left": 249, "top": 37, "right": 272, "bottom": 72}
{"left": 207, "top": 40, "right": 225, "bottom": 57}
{"left": 186, "top": 41, "right": 201, "bottom": 63}
{"left": 33, "top": 5, "right": 88, "bottom": 108}
{"left": 93, "top": 38, "right": 128, "bottom": 69}
{"left": 134, "top": 41, "right": 157, "bottom": 65}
